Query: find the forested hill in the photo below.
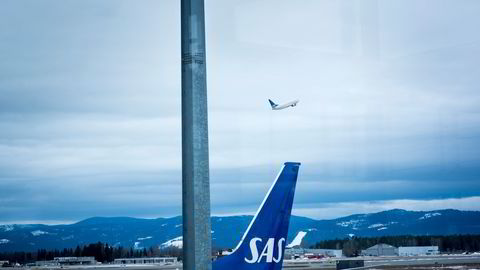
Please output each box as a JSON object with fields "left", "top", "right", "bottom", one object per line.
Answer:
{"left": 1, "top": 209, "right": 479, "bottom": 252}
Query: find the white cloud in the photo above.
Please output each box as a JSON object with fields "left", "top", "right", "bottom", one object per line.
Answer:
{"left": 0, "top": 0, "right": 479, "bottom": 222}
{"left": 293, "top": 196, "right": 480, "bottom": 220}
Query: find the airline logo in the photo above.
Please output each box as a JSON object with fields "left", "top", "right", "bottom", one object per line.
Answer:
{"left": 244, "top": 237, "right": 285, "bottom": 264}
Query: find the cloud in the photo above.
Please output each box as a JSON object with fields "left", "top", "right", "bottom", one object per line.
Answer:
{"left": 292, "top": 196, "right": 480, "bottom": 220}
{"left": 0, "top": 0, "right": 180, "bottom": 116}
{"left": 0, "top": 0, "right": 480, "bottom": 223}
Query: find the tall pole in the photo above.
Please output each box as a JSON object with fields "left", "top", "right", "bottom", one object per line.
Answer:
{"left": 181, "top": 0, "right": 212, "bottom": 269}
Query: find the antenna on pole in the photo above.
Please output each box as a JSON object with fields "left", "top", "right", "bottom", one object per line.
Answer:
{"left": 181, "top": 0, "right": 212, "bottom": 269}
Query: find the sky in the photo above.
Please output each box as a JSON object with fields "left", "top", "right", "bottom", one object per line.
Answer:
{"left": 1, "top": 0, "right": 480, "bottom": 224}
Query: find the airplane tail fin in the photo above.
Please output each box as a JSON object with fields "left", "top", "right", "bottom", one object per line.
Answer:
{"left": 268, "top": 99, "right": 278, "bottom": 109}
{"left": 213, "top": 162, "right": 301, "bottom": 270}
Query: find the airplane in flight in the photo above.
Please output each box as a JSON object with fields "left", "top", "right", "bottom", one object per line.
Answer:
{"left": 213, "top": 162, "right": 301, "bottom": 270}
{"left": 268, "top": 99, "right": 299, "bottom": 110}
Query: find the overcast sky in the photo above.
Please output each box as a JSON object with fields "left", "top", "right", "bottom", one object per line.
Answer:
{"left": 1, "top": 0, "right": 480, "bottom": 224}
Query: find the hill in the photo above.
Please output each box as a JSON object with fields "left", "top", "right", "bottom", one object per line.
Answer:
{"left": 1, "top": 209, "right": 479, "bottom": 252}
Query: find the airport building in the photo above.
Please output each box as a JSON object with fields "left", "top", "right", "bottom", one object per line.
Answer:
{"left": 361, "top": 244, "right": 440, "bottom": 256}
{"left": 55, "top": 257, "right": 97, "bottom": 265}
{"left": 113, "top": 257, "right": 177, "bottom": 265}
{"left": 361, "top": 244, "right": 398, "bottom": 256}
{"left": 34, "top": 257, "right": 97, "bottom": 266}
{"left": 285, "top": 248, "right": 343, "bottom": 259}
{"left": 398, "top": 246, "right": 439, "bottom": 256}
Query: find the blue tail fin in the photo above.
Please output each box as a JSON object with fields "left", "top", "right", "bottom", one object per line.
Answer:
{"left": 268, "top": 99, "right": 278, "bottom": 108}
{"left": 213, "top": 162, "right": 301, "bottom": 270}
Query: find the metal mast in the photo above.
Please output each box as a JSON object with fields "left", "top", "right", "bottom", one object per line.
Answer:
{"left": 181, "top": 0, "right": 212, "bottom": 269}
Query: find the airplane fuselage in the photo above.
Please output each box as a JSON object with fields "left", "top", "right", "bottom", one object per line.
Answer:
{"left": 272, "top": 100, "right": 299, "bottom": 110}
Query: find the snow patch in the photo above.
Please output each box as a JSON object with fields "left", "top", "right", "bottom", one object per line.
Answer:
{"left": 336, "top": 219, "right": 364, "bottom": 229}
{"left": 160, "top": 236, "right": 183, "bottom": 249}
{"left": 161, "top": 223, "right": 167, "bottom": 227}
{"left": 0, "top": 239, "right": 10, "bottom": 244}
{"left": 61, "top": 235, "right": 74, "bottom": 241}
{"left": 287, "top": 231, "right": 307, "bottom": 248}
{"left": 307, "top": 228, "right": 317, "bottom": 232}
{"left": 31, "top": 230, "right": 49, "bottom": 236}
{"left": 133, "top": 242, "right": 142, "bottom": 250}
{"left": 137, "top": 236, "right": 153, "bottom": 241}
{"left": 1, "top": 225, "right": 14, "bottom": 232}
{"left": 419, "top": 212, "right": 442, "bottom": 220}
{"left": 348, "top": 234, "right": 355, "bottom": 238}
{"left": 368, "top": 222, "right": 396, "bottom": 229}
{"left": 175, "top": 224, "right": 182, "bottom": 228}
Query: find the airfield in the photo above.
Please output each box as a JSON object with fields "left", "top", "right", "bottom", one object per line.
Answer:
{"left": 8, "top": 254, "right": 480, "bottom": 270}
{"left": 282, "top": 254, "right": 480, "bottom": 269}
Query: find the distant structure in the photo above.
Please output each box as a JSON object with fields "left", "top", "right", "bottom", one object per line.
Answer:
{"left": 113, "top": 257, "right": 177, "bottom": 265}
{"left": 285, "top": 248, "right": 343, "bottom": 259}
{"left": 361, "top": 244, "right": 440, "bottom": 256}
{"left": 398, "top": 246, "right": 439, "bottom": 256}
{"left": 361, "top": 244, "right": 398, "bottom": 256}
{"left": 35, "top": 257, "right": 96, "bottom": 266}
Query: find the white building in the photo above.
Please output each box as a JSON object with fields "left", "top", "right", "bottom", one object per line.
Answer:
{"left": 398, "top": 246, "right": 439, "bottom": 256}
{"left": 54, "top": 257, "right": 97, "bottom": 265}
{"left": 361, "top": 244, "right": 398, "bottom": 256}
{"left": 285, "top": 248, "right": 343, "bottom": 259}
{"left": 35, "top": 257, "right": 97, "bottom": 266}
{"left": 114, "top": 257, "right": 177, "bottom": 265}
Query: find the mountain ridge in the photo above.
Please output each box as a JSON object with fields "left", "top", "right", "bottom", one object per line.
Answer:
{"left": 1, "top": 209, "right": 479, "bottom": 252}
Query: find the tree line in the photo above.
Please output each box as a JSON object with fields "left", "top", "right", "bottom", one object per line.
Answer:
{"left": 0, "top": 242, "right": 181, "bottom": 265}
{"left": 312, "top": 234, "right": 480, "bottom": 257}
{"left": 3, "top": 234, "right": 480, "bottom": 264}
